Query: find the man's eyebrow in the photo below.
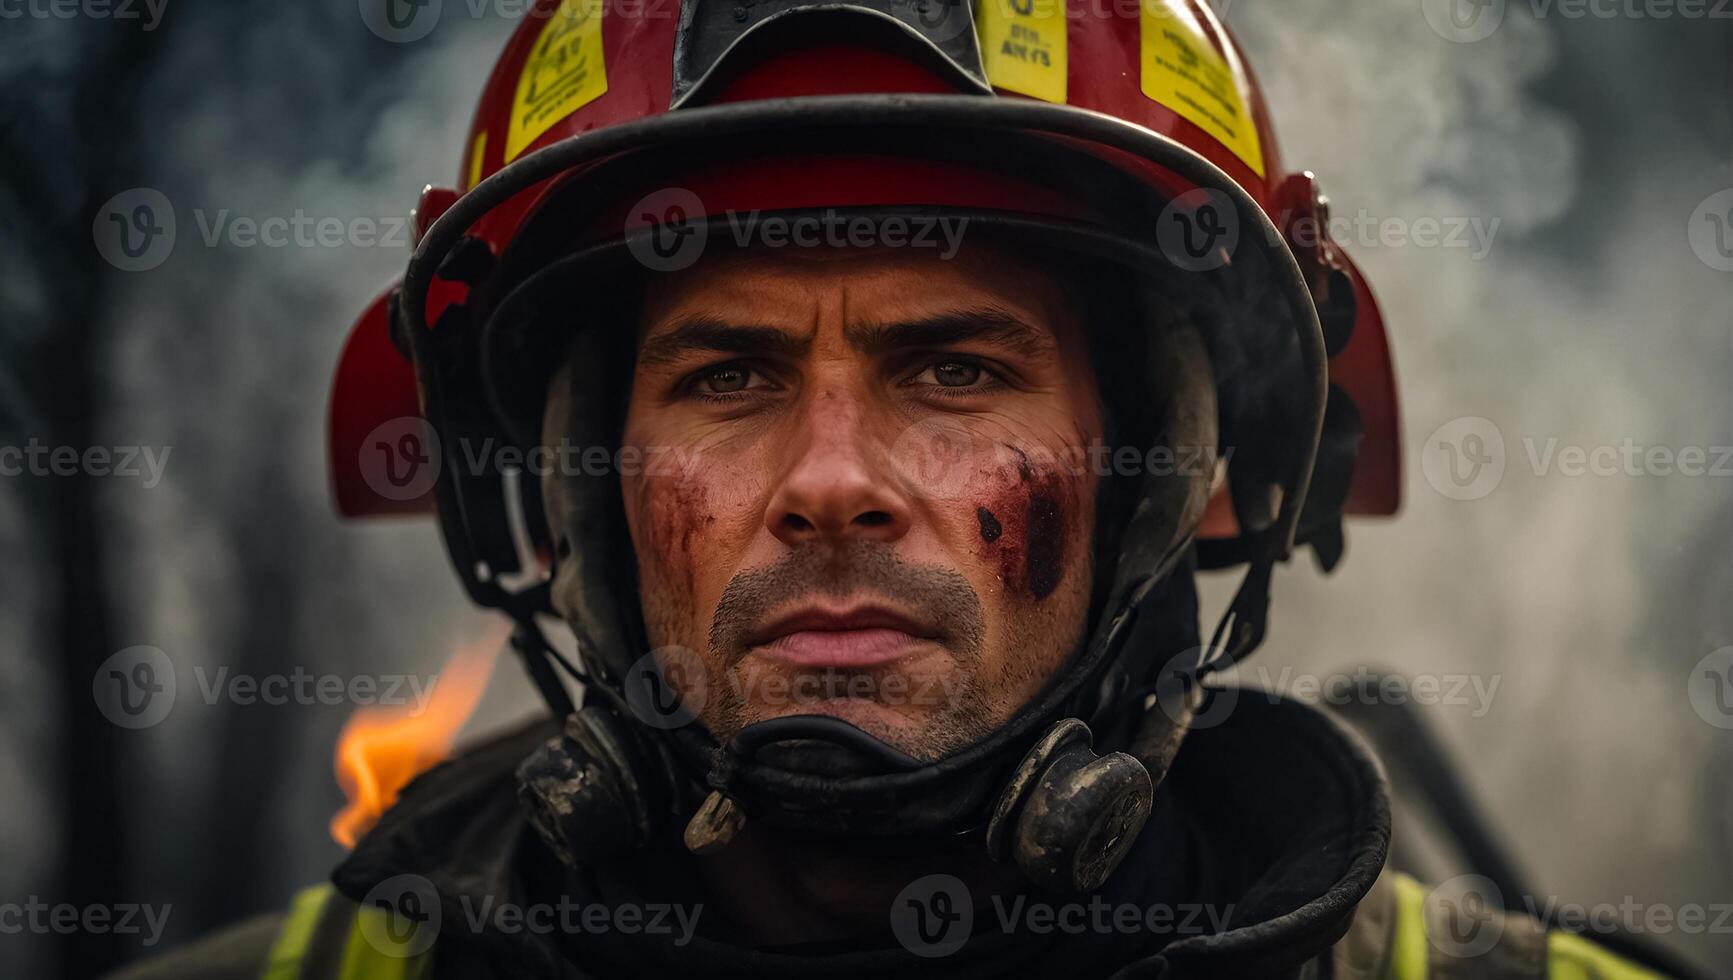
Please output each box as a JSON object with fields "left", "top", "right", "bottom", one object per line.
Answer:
{"left": 636, "top": 315, "right": 812, "bottom": 368}
{"left": 842, "top": 307, "right": 1058, "bottom": 358}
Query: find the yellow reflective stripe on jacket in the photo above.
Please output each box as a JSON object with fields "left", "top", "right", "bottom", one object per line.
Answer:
{"left": 259, "top": 884, "right": 434, "bottom": 980}
{"left": 1387, "top": 873, "right": 1431, "bottom": 980}
{"left": 1547, "top": 931, "right": 1665, "bottom": 980}
{"left": 1372, "top": 872, "right": 1667, "bottom": 980}
{"left": 261, "top": 886, "right": 337, "bottom": 980}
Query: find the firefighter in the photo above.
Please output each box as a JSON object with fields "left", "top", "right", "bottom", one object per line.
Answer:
{"left": 117, "top": 0, "right": 1692, "bottom": 977}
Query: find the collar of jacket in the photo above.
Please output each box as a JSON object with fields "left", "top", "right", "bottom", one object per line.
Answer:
{"left": 331, "top": 689, "right": 1391, "bottom": 979}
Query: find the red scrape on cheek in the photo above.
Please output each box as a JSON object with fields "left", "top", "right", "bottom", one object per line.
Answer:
{"left": 639, "top": 476, "right": 714, "bottom": 601}
{"left": 975, "top": 447, "right": 1074, "bottom": 601}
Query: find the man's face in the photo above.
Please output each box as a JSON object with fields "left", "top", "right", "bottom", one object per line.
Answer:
{"left": 616, "top": 243, "right": 1103, "bottom": 761}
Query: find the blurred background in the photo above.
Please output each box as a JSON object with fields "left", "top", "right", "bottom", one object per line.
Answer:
{"left": 0, "top": 0, "right": 1727, "bottom": 976}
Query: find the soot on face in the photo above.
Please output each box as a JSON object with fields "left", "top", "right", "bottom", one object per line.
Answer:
{"left": 975, "top": 448, "right": 1073, "bottom": 601}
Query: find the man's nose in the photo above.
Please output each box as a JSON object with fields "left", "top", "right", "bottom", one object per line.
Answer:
{"left": 766, "top": 392, "right": 912, "bottom": 547}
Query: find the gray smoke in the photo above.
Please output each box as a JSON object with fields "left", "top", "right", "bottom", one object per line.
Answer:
{"left": 1214, "top": 1, "right": 1731, "bottom": 973}
{"left": 0, "top": 1, "right": 1725, "bottom": 976}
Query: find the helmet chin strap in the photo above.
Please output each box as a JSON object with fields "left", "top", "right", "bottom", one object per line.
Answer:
{"left": 668, "top": 549, "right": 1275, "bottom": 890}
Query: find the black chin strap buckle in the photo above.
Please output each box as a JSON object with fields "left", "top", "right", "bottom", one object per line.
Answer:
{"left": 683, "top": 715, "right": 925, "bottom": 855}
{"left": 986, "top": 719, "right": 1154, "bottom": 895}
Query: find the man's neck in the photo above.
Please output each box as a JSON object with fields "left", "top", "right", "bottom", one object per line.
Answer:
{"left": 694, "top": 825, "right": 1027, "bottom": 946}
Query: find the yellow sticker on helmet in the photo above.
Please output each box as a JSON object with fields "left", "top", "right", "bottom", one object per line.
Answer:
{"left": 1139, "top": 1, "right": 1264, "bottom": 177}
{"left": 468, "top": 130, "right": 488, "bottom": 189}
{"left": 506, "top": 0, "right": 608, "bottom": 163}
{"left": 976, "top": 0, "right": 1067, "bottom": 104}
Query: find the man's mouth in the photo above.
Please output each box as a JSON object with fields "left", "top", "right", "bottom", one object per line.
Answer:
{"left": 745, "top": 604, "right": 943, "bottom": 669}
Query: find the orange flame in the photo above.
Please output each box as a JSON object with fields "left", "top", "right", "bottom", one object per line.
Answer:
{"left": 330, "top": 623, "right": 506, "bottom": 848}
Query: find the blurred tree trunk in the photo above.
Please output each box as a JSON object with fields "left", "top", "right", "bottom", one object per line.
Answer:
{"left": 0, "top": 18, "right": 165, "bottom": 980}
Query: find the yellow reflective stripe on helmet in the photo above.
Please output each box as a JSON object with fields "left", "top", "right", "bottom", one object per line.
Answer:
{"left": 1386, "top": 873, "right": 1431, "bottom": 980}
{"left": 1547, "top": 931, "right": 1665, "bottom": 980}
{"left": 260, "top": 885, "right": 338, "bottom": 980}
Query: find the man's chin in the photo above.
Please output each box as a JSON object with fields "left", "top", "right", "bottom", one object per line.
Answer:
{"left": 736, "top": 699, "right": 972, "bottom": 763}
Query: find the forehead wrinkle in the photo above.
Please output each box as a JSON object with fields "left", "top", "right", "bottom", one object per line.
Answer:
{"left": 841, "top": 305, "right": 1059, "bottom": 360}
{"left": 635, "top": 313, "right": 815, "bottom": 368}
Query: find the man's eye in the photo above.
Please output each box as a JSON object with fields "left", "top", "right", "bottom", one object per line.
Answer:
{"left": 932, "top": 360, "right": 982, "bottom": 387}
{"left": 912, "top": 358, "right": 990, "bottom": 390}
{"left": 702, "top": 365, "right": 752, "bottom": 393}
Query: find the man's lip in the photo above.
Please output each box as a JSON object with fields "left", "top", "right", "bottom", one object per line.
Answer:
{"left": 746, "top": 605, "right": 942, "bottom": 668}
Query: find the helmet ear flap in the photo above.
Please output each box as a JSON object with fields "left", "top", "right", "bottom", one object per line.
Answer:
{"left": 1091, "top": 310, "right": 1219, "bottom": 625}
{"left": 541, "top": 348, "right": 645, "bottom": 690}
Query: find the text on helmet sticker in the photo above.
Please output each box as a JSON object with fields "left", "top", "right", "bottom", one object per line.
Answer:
{"left": 507, "top": 0, "right": 609, "bottom": 163}
{"left": 1139, "top": 1, "right": 1264, "bottom": 178}
{"left": 975, "top": 0, "right": 1067, "bottom": 104}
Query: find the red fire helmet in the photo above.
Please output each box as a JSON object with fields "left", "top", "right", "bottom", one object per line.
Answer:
{"left": 328, "top": 0, "right": 1400, "bottom": 587}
